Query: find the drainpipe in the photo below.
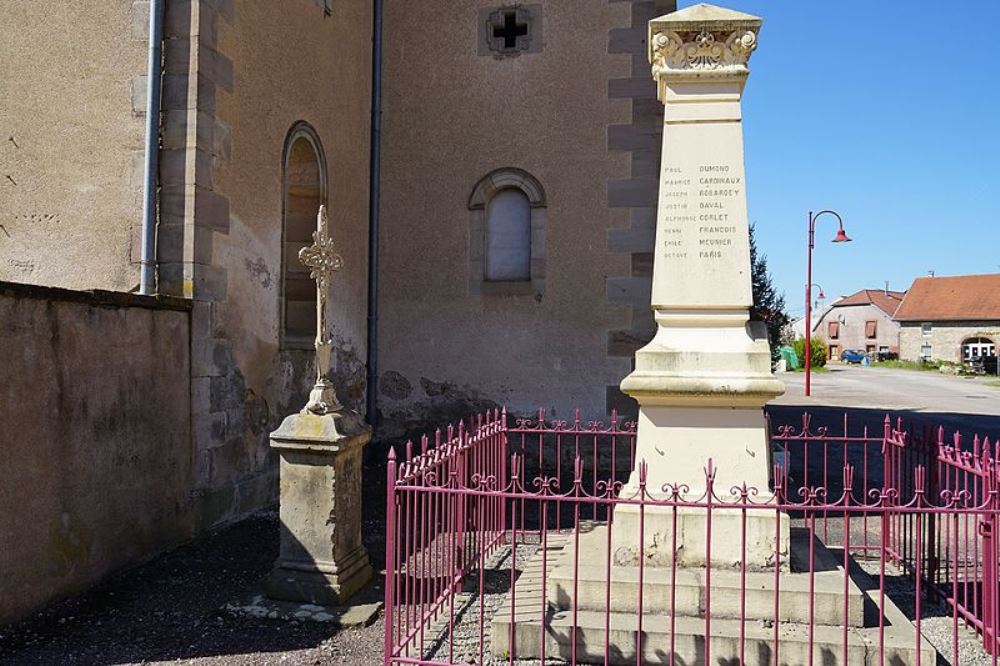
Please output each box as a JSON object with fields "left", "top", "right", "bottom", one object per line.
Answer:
{"left": 365, "top": 0, "right": 384, "bottom": 427}
{"left": 139, "top": 0, "right": 165, "bottom": 295}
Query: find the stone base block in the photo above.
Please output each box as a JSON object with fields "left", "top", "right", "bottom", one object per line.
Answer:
{"left": 610, "top": 502, "right": 790, "bottom": 569}
{"left": 265, "top": 544, "right": 373, "bottom": 607}
{"left": 549, "top": 526, "right": 863, "bottom": 627}
{"left": 492, "top": 535, "right": 937, "bottom": 665}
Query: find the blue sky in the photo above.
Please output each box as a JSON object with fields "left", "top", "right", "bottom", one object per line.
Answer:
{"left": 675, "top": 1, "right": 1000, "bottom": 316}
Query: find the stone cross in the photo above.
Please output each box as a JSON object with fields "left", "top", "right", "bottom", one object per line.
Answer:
{"left": 298, "top": 204, "right": 345, "bottom": 415}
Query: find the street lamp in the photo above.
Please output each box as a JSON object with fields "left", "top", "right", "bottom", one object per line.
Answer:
{"left": 810, "top": 283, "right": 827, "bottom": 306}
{"left": 805, "top": 210, "right": 851, "bottom": 397}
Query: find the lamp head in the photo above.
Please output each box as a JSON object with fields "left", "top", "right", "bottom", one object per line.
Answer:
{"left": 833, "top": 228, "right": 852, "bottom": 243}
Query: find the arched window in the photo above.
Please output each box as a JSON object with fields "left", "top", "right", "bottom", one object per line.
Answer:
{"left": 281, "top": 123, "right": 327, "bottom": 347}
{"left": 485, "top": 189, "right": 531, "bottom": 281}
{"left": 468, "top": 168, "right": 546, "bottom": 295}
{"left": 963, "top": 337, "right": 996, "bottom": 360}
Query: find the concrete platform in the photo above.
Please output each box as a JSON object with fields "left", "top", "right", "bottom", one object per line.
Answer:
{"left": 492, "top": 535, "right": 937, "bottom": 665}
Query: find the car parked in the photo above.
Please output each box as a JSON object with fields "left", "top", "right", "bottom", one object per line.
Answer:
{"left": 840, "top": 349, "right": 867, "bottom": 364}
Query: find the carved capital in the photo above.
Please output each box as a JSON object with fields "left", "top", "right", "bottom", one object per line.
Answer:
{"left": 650, "top": 27, "right": 757, "bottom": 78}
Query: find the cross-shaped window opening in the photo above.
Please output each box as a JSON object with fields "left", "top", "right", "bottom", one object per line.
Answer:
{"left": 493, "top": 10, "right": 528, "bottom": 50}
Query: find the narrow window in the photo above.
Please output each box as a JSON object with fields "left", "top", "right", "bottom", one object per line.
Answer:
{"left": 828, "top": 321, "right": 840, "bottom": 340}
{"left": 920, "top": 343, "right": 933, "bottom": 359}
{"left": 865, "top": 320, "right": 877, "bottom": 339}
{"left": 282, "top": 124, "right": 327, "bottom": 347}
{"left": 485, "top": 188, "right": 531, "bottom": 281}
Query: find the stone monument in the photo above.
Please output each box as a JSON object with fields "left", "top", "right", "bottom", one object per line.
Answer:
{"left": 492, "top": 6, "right": 936, "bottom": 663}
{"left": 611, "top": 2, "right": 786, "bottom": 569}
{"left": 265, "top": 205, "right": 374, "bottom": 606}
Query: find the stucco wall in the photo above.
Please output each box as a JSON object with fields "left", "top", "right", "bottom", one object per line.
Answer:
{"left": 899, "top": 321, "right": 1000, "bottom": 363}
{"left": 814, "top": 304, "right": 900, "bottom": 359}
{"left": 0, "top": 282, "right": 193, "bottom": 624}
{"left": 378, "top": 0, "right": 670, "bottom": 430}
{"left": 181, "top": 0, "right": 373, "bottom": 527}
{"left": 0, "top": 1, "right": 147, "bottom": 291}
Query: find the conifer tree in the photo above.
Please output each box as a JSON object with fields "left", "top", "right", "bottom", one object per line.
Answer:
{"left": 748, "top": 223, "right": 790, "bottom": 359}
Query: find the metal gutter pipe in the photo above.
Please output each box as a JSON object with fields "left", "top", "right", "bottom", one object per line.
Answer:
{"left": 139, "top": 0, "right": 165, "bottom": 295}
{"left": 365, "top": 0, "right": 384, "bottom": 427}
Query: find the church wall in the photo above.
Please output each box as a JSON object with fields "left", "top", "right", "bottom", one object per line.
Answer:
{"left": 0, "top": 282, "right": 193, "bottom": 624}
{"left": 181, "top": 0, "right": 373, "bottom": 529}
{"left": 0, "top": 1, "right": 148, "bottom": 291}
{"left": 377, "top": 0, "right": 674, "bottom": 433}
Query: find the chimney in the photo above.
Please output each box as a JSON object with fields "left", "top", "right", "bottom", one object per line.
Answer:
{"left": 884, "top": 280, "right": 889, "bottom": 296}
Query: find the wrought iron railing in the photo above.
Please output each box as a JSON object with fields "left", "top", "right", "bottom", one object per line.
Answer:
{"left": 384, "top": 408, "right": 1000, "bottom": 665}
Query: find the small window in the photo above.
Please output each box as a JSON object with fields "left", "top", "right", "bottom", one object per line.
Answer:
{"left": 485, "top": 189, "right": 531, "bottom": 281}
{"left": 921, "top": 323, "right": 933, "bottom": 336}
{"left": 468, "top": 167, "right": 546, "bottom": 296}
{"left": 281, "top": 123, "right": 327, "bottom": 348}
{"left": 920, "top": 344, "right": 933, "bottom": 359}
{"left": 828, "top": 321, "right": 840, "bottom": 339}
{"left": 865, "top": 320, "right": 877, "bottom": 339}
{"left": 479, "top": 5, "right": 542, "bottom": 57}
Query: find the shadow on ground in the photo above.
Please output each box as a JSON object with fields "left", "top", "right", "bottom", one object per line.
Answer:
{"left": 0, "top": 509, "right": 387, "bottom": 666}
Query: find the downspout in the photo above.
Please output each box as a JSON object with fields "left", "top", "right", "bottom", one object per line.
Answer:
{"left": 365, "top": 0, "right": 384, "bottom": 427}
{"left": 139, "top": 0, "right": 165, "bottom": 295}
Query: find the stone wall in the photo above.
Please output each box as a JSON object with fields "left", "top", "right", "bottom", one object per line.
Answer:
{"left": 377, "top": 0, "right": 675, "bottom": 433}
{"left": 0, "top": 1, "right": 148, "bottom": 291}
{"left": 0, "top": 282, "right": 194, "bottom": 624}
{"left": 899, "top": 321, "right": 1000, "bottom": 363}
{"left": 158, "top": 0, "right": 374, "bottom": 529}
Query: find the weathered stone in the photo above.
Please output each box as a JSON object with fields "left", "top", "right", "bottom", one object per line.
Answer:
{"left": 264, "top": 410, "right": 373, "bottom": 607}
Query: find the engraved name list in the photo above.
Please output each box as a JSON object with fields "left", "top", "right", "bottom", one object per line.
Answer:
{"left": 660, "top": 163, "right": 742, "bottom": 263}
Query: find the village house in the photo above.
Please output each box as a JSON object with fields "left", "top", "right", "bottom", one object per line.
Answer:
{"left": 812, "top": 288, "right": 905, "bottom": 361}
{"left": 894, "top": 274, "right": 1000, "bottom": 365}
{"left": 0, "top": 0, "right": 674, "bottom": 623}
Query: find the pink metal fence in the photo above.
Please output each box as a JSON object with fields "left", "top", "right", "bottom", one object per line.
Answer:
{"left": 384, "top": 409, "right": 1000, "bottom": 665}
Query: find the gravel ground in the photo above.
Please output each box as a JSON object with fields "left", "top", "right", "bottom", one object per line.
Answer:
{"left": 0, "top": 512, "right": 387, "bottom": 666}
{"left": 857, "top": 560, "right": 993, "bottom": 666}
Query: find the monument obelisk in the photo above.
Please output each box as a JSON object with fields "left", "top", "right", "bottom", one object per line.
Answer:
{"left": 614, "top": 3, "right": 786, "bottom": 568}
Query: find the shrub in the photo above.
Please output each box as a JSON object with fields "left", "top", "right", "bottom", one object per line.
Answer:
{"left": 793, "top": 337, "right": 828, "bottom": 368}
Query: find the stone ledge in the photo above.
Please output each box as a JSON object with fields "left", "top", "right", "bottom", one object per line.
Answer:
{"left": 0, "top": 281, "right": 191, "bottom": 312}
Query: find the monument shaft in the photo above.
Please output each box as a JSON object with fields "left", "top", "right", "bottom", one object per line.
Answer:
{"left": 616, "top": 5, "right": 785, "bottom": 567}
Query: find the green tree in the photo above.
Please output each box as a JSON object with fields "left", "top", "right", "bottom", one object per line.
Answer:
{"left": 748, "top": 223, "right": 791, "bottom": 360}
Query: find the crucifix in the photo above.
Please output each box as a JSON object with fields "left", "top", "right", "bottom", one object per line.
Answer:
{"left": 298, "top": 204, "right": 345, "bottom": 415}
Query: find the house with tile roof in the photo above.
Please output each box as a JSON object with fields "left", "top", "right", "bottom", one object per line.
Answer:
{"left": 894, "top": 274, "right": 1000, "bottom": 364}
{"left": 813, "top": 288, "right": 906, "bottom": 361}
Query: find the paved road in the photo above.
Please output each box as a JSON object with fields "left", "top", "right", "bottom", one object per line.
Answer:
{"left": 767, "top": 365, "right": 1000, "bottom": 438}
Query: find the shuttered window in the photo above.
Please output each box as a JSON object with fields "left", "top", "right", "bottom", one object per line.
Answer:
{"left": 485, "top": 189, "right": 531, "bottom": 281}
{"left": 828, "top": 321, "right": 840, "bottom": 339}
{"left": 865, "top": 320, "right": 877, "bottom": 338}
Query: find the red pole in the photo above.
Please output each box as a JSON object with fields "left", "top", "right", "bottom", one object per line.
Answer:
{"left": 384, "top": 448, "right": 397, "bottom": 666}
{"left": 805, "top": 212, "right": 814, "bottom": 396}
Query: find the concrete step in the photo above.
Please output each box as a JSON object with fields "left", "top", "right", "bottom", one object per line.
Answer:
{"left": 492, "top": 535, "right": 937, "bottom": 666}
{"left": 547, "top": 526, "right": 865, "bottom": 627}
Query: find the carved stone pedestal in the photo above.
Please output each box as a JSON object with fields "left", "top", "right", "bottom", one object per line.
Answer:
{"left": 264, "top": 410, "right": 373, "bottom": 606}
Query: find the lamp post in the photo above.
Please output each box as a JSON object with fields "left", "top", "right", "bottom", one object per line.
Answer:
{"left": 805, "top": 210, "right": 851, "bottom": 397}
{"left": 810, "top": 283, "right": 827, "bottom": 307}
